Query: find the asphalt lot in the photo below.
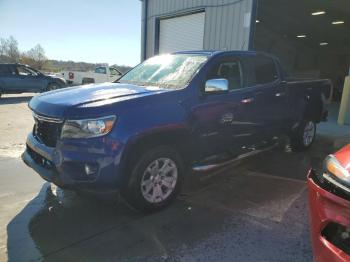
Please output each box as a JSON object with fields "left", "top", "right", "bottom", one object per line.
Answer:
{"left": 0, "top": 94, "right": 349, "bottom": 261}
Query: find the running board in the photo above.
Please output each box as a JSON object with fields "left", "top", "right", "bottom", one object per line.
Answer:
{"left": 192, "top": 144, "right": 277, "bottom": 172}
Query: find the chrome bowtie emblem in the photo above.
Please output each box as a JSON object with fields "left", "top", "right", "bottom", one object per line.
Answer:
{"left": 220, "top": 112, "right": 234, "bottom": 124}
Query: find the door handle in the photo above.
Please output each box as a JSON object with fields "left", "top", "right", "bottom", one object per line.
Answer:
{"left": 241, "top": 97, "right": 254, "bottom": 104}
{"left": 275, "top": 92, "right": 286, "bottom": 97}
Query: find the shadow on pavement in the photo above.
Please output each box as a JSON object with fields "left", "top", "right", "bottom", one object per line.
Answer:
{"left": 6, "top": 169, "right": 312, "bottom": 261}
{"left": 0, "top": 96, "right": 33, "bottom": 105}
{"left": 6, "top": 135, "right": 347, "bottom": 261}
{"left": 6, "top": 182, "right": 226, "bottom": 261}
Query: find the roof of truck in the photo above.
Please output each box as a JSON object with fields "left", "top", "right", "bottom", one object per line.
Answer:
{"left": 0, "top": 63, "right": 28, "bottom": 66}
{"left": 173, "top": 50, "right": 258, "bottom": 56}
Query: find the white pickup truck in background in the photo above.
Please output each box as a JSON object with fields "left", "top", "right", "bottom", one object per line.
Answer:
{"left": 61, "top": 65, "right": 122, "bottom": 85}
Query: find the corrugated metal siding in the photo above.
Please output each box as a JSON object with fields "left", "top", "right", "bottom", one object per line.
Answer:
{"left": 159, "top": 12, "right": 205, "bottom": 53}
{"left": 141, "top": 0, "right": 254, "bottom": 59}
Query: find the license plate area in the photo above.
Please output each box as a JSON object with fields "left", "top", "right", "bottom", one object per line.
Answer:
{"left": 27, "top": 146, "right": 54, "bottom": 169}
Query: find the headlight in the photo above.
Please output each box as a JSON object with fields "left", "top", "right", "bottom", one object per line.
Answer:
{"left": 61, "top": 115, "right": 116, "bottom": 139}
{"left": 324, "top": 154, "right": 350, "bottom": 185}
{"left": 59, "top": 78, "right": 67, "bottom": 84}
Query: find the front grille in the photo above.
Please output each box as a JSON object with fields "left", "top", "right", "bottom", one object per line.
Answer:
{"left": 33, "top": 114, "right": 63, "bottom": 147}
{"left": 27, "top": 146, "right": 54, "bottom": 169}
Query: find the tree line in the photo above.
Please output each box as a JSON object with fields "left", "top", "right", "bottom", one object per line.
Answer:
{"left": 0, "top": 36, "right": 132, "bottom": 73}
{"left": 0, "top": 36, "right": 47, "bottom": 69}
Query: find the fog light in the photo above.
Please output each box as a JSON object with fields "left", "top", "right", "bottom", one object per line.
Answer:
{"left": 322, "top": 223, "right": 350, "bottom": 255}
{"left": 84, "top": 164, "right": 98, "bottom": 176}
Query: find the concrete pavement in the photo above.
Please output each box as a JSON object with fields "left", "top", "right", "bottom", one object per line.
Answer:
{"left": 0, "top": 94, "right": 349, "bottom": 261}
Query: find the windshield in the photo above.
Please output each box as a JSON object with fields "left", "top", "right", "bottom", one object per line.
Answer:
{"left": 119, "top": 54, "right": 208, "bottom": 89}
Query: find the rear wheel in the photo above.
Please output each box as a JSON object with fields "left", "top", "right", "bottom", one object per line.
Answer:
{"left": 290, "top": 119, "right": 316, "bottom": 151}
{"left": 122, "top": 146, "right": 184, "bottom": 212}
{"left": 82, "top": 78, "right": 95, "bottom": 85}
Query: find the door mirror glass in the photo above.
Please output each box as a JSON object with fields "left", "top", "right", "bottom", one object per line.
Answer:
{"left": 205, "top": 79, "right": 229, "bottom": 93}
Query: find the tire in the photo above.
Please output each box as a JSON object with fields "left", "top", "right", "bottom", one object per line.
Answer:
{"left": 43, "top": 83, "right": 60, "bottom": 92}
{"left": 290, "top": 119, "right": 316, "bottom": 151}
{"left": 122, "top": 146, "right": 184, "bottom": 212}
{"left": 82, "top": 78, "right": 95, "bottom": 85}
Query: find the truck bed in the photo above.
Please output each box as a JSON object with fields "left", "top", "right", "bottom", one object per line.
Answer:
{"left": 286, "top": 78, "right": 333, "bottom": 101}
{"left": 286, "top": 78, "right": 332, "bottom": 123}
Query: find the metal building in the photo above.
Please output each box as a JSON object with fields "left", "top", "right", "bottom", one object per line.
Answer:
{"left": 140, "top": 0, "right": 255, "bottom": 60}
{"left": 140, "top": 0, "right": 350, "bottom": 91}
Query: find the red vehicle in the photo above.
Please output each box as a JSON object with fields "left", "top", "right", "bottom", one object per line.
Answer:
{"left": 308, "top": 144, "right": 350, "bottom": 262}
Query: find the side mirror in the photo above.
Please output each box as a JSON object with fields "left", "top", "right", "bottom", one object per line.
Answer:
{"left": 205, "top": 79, "right": 229, "bottom": 93}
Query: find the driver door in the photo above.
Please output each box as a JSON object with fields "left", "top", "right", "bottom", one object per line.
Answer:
{"left": 191, "top": 56, "right": 260, "bottom": 159}
{"left": 14, "top": 65, "right": 45, "bottom": 92}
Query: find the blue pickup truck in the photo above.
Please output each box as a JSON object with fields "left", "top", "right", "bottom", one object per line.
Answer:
{"left": 22, "top": 51, "right": 331, "bottom": 211}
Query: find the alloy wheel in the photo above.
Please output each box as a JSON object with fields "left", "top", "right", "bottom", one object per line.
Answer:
{"left": 140, "top": 158, "right": 178, "bottom": 204}
{"left": 303, "top": 121, "right": 315, "bottom": 146}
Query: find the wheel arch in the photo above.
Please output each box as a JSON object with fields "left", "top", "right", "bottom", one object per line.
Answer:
{"left": 304, "top": 93, "right": 326, "bottom": 123}
{"left": 82, "top": 77, "right": 95, "bottom": 85}
{"left": 119, "top": 127, "right": 195, "bottom": 186}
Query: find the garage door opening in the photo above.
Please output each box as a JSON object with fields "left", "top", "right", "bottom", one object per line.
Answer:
{"left": 158, "top": 12, "right": 205, "bottom": 54}
{"left": 254, "top": 0, "right": 350, "bottom": 106}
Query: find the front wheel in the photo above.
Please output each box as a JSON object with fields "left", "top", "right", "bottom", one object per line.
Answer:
{"left": 290, "top": 119, "right": 316, "bottom": 151}
{"left": 43, "top": 83, "right": 60, "bottom": 92}
{"left": 122, "top": 146, "right": 184, "bottom": 212}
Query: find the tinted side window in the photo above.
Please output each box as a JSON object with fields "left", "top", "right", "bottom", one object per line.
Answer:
{"left": 255, "top": 56, "right": 277, "bottom": 84}
{"left": 17, "top": 66, "right": 29, "bottom": 75}
{"left": 95, "top": 67, "right": 107, "bottom": 74}
{"left": 0, "top": 65, "right": 14, "bottom": 75}
{"left": 243, "top": 55, "right": 278, "bottom": 86}
{"left": 206, "top": 59, "right": 243, "bottom": 91}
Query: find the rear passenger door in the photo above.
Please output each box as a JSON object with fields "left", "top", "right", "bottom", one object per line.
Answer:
{"left": 241, "top": 55, "right": 288, "bottom": 139}
{"left": 0, "top": 65, "right": 17, "bottom": 92}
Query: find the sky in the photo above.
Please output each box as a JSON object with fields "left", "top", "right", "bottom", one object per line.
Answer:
{"left": 0, "top": 0, "right": 142, "bottom": 66}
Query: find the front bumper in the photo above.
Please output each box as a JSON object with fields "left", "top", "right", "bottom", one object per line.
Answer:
{"left": 22, "top": 132, "right": 124, "bottom": 194}
{"left": 22, "top": 149, "right": 63, "bottom": 186}
{"left": 308, "top": 170, "right": 350, "bottom": 262}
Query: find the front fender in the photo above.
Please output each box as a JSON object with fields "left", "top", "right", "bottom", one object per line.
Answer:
{"left": 117, "top": 124, "right": 195, "bottom": 185}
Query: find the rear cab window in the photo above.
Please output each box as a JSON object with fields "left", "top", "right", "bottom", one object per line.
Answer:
{"left": 95, "top": 67, "right": 107, "bottom": 74}
{"left": 0, "top": 65, "right": 15, "bottom": 75}
{"left": 242, "top": 55, "right": 279, "bottom": 87}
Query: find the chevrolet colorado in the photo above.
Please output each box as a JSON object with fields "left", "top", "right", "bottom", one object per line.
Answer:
{"left": 22, "top": 51, "right": 331, "bottom": 211}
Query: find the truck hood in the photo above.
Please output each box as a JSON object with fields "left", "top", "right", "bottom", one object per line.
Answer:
{"left": 29, "top": 82, "right": 169, "bottom": 118}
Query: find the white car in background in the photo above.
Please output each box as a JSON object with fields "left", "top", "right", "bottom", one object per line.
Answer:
{"left": 61, "top": 65, "right": 122, "bottom": 85}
